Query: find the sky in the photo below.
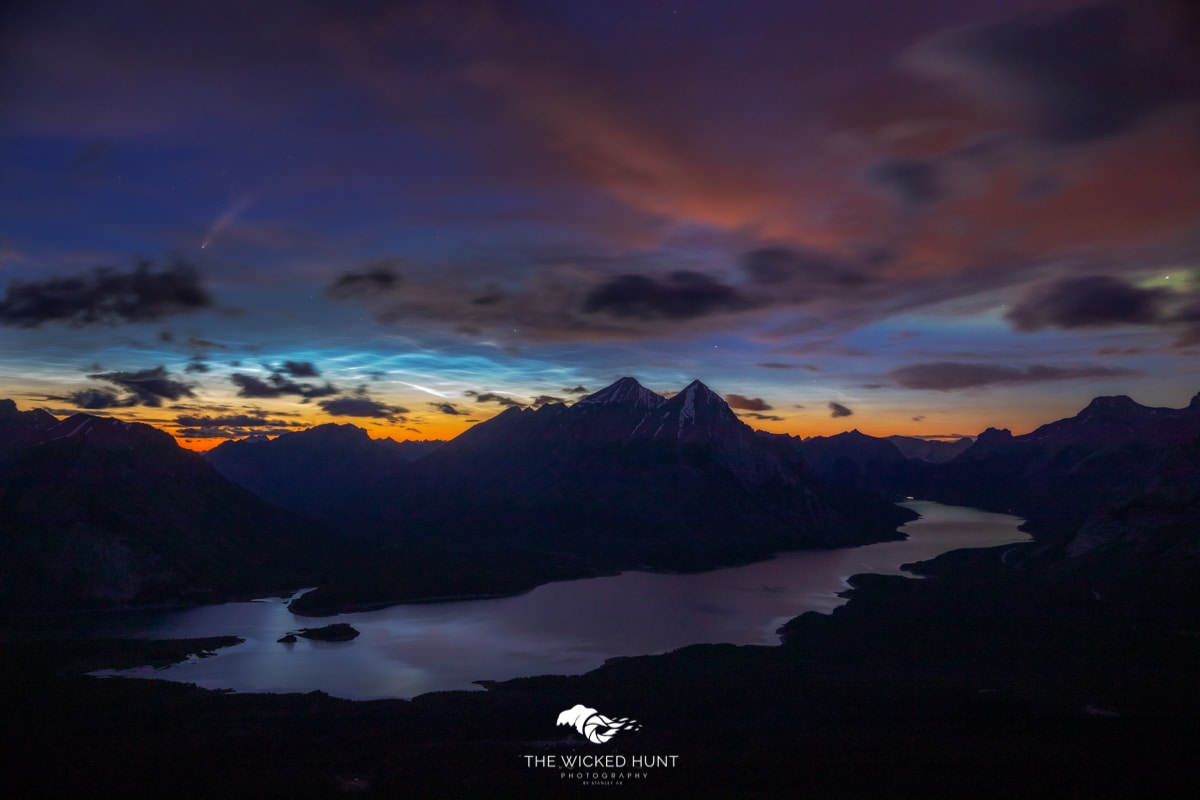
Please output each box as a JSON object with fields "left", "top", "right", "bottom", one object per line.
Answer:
{"left": 2, "top": 0, "right": 1198, "bottom": 449}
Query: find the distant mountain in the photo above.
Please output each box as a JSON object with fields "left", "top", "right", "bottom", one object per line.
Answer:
{"left": 0, "top": 404, "right": 320, "bottom": 611}
{"left": 886, "top": 435, "right": 973, "bottom": 463}
{"left": 206, "top": 424, "right": 440, "bottom": 534}
{"left": 784, "top": 429, "right": 913, "bottom": 494}
{"left": 912, "top": 392, "right": 1200, "bottom": 602}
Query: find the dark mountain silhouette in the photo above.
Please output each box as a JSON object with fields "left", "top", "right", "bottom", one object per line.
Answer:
{"left": 886, "top": 434, "right": 973, "bottom": 463}
{"left": 785, "top": 429, "right": 913, "bottom": 494}
{"left": 0, "top": 405, "right": 320, "bottom": 611}
{"left": 291, "top": 378, "right": 917, "bottom": 614}
{"left": 405, "top": 378, "right": 912, "bottom": 560}
{"left": 206, "top": 424, "right": 439, "bottom": 534}
{"left": 911, "top": 392, "right": 1200, "bottom": 604}
{"left": 0, "top": 398, "right": 58, "bottom": 465}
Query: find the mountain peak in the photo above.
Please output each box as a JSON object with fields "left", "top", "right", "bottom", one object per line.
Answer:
{"left": 577, "top": 377, "right": 665, "bottom": 410}
{"left": 1080, "top": 395, "right": 1142, "bottom": 416}
{"left": 631, "top": 379, "right": 747, "bottom": 442}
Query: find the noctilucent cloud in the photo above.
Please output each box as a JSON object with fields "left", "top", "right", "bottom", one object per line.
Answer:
{"left": 2, "top": 0, "right": 1198, "bottom": 447}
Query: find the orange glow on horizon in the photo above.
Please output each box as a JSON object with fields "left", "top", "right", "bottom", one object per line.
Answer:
{"left": 167, "top": 404, "right": 1062, "bottom": 452}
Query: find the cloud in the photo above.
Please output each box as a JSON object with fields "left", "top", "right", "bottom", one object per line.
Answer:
{"left": 1006, "top": 275, "right": 1173, "bottom": 331}
{"left": 178, "top": 427, "right": 297, "bottom": 439}
{"left": 84, "top": 366, "right": 194, "bottom": 407}
{"left": 865, "top": 157, "right": 943, "bottom": 209}
{"left": 471, "top": 392, "right": 523, "bottom": 408}
{"left": 174, "top": 414, "right": 299, "bottom": 428}
{"left": 230, "top": 372, "right": 339, "bottom": 400}
{"left": 741, "top": 412, "right": 784, "bottom": 422}
{"left": 829, "top": 401, "right": 854, "bottom": 418}
{"left": 429, "top": 402, "right": 466, "bottom": 415}
{"left": 563, "top": 385, "right": 588, "bottom": 394}
{"left": 912, "top": 415, "right": 926, "bottom": 422}
{"left": 907, "top": 1, "right": 1200, "bottom": 145}
{"left": 325, "top": 242, "right": 884, "bottom": 344}
{"left": 725, "top": 394, "right": 773, "bottom": 411}
{"left": 531, "top": 395, "right": 565, "bottom": 407}
{"left": 0, "top": 257, "right": 212, "bottom": 328}
{"left": 318, "top": 396, "right": 409, "bottom": 421}
{"left": 64, "top": 388, "right": 134, "bottom": 409}
{"left": 741, "top": 247, "right": 869, "bottom": 289}
{"left": 754, "top": 362, "right": 819, "bottom": 371}
{"left": 280, "top": 360, "right": 320, "bottom": 377}
{"left": 324, "top": 261, "right": 401, "bottom": 299}
{"left": 888, "top": 361, "right": 1140, "bottom": 390}
{"left": 186, "top": 337, "right": 229, "bottom": 352}
{"left": 582, "top": 271, "right": 745, "bottom": 320}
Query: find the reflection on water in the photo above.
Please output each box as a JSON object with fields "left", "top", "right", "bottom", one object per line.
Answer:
{"left": 81, "top": 501, "right": 1026, "bottom": 699}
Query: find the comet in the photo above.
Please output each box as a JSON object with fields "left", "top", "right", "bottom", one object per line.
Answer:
{"left": 201, "top": 196, "right": 252, "bottom": 250}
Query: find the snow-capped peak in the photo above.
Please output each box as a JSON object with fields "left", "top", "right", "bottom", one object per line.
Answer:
{"left": 577, "top": 377, "right": 665, "bottom": 410}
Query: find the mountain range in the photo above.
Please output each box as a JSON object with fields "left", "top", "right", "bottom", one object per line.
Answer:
{"left": 3, "top": 382, "right": 1197, "bottom": 615}
{"left": 383, "top": 378, "right": 914, "bottom": 557}
{"left": 0, "top": 400, "right": 318, "bottom": 611}
{"left": 908, "top": 392, "right": 1200, "bottom": 605}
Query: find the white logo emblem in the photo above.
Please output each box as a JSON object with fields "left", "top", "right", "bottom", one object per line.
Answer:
{"left": 557, "top": 704, "right": 642, "bottom": 744}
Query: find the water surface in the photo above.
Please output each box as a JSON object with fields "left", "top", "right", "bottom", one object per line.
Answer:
{"left": 87, "top": 501, "right": 1026, "bottom": 699}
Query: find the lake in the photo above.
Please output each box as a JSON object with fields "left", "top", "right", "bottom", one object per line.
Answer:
{"left": 87, "top": 500, "right": 1027, "bottom": 699}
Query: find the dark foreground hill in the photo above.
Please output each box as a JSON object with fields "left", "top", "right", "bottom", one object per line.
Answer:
{"left": 0, "top": 402, "right": 320, "bottom": 611}
{"left": 5, "top": 537, "right": 1198, "bottom": 798}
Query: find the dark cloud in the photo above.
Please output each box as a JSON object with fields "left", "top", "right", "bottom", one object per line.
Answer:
{"left": 742, "top": 412, "right": 784, "bottom": 422}
{"left": 531, "top": 395, "right": 565, "bottom": 407}
{"left": 910, "top": 1, "right": 1200, "bottom": 145}
{"left": 564, "top": 385, "right": 589, "bottom": 394}
{"left": 1006, "top": 275, "right": 1172, "bottom": 331}
{"left": 582, "top": 271, "right": 744, "bottom": 320}
{"left": 186, "top": 337, "right": 229, "bottom": 352}
{"left": 1173, "top": 297, "right": 1200, "bottom": 346}
{"left": 866, "top": 157, "right": 943, "bottom": 209}
{"left": 741, "top": 248, "right": 869, "bottom": 288}
{"left": 178, "top": 427, "right": 296, "bottom": 439}
{"left": 829, "top": 402, "right": 854, "bottom": 418}
{"left": 86, "top": 366, "right": 194, "bottom": 407}
{"left": 64, "top": 388, "right": 133, "bottom": 409}
{"left": 230, "top": 372, "right": 339, "bottom": 400}
{"left": 183, "top": 360, "right": 210, "bottom": 373}
{"left": 0, "top": 257, "right": 211, "bottom": 328}
{"left": 912, "top": 415, "right": 926, "bottom": 422}
{"left": 323, "top": 243, "right": 879, "bottom": 344}
{"left": 318, "top": 396, "right": 408, "bottom": 421}
{"left": 725, "top": 394, "right": 773, "bottom": 411}
{"left": 754, "top": 362, "right": 819, "bottom": 371}
{"left": 429, "top": 402, "right": 466, "bottom": 415}
{"left": 859, "top": 383, "right": 886, "bottom": 390}
{"left": 175, "top": 414, "right": 299, "bottom": 428}
{"left": 888, "top": 361, "right": 1140, "bottom": 390}
{"left": 472, "top": 392, "right": 523, "bottom": 408}
{"left": 325, "top": 261, "right": 401, "bottom": 299}
{"left": 280, "top": 360, "right": 320, "bottom": 378}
